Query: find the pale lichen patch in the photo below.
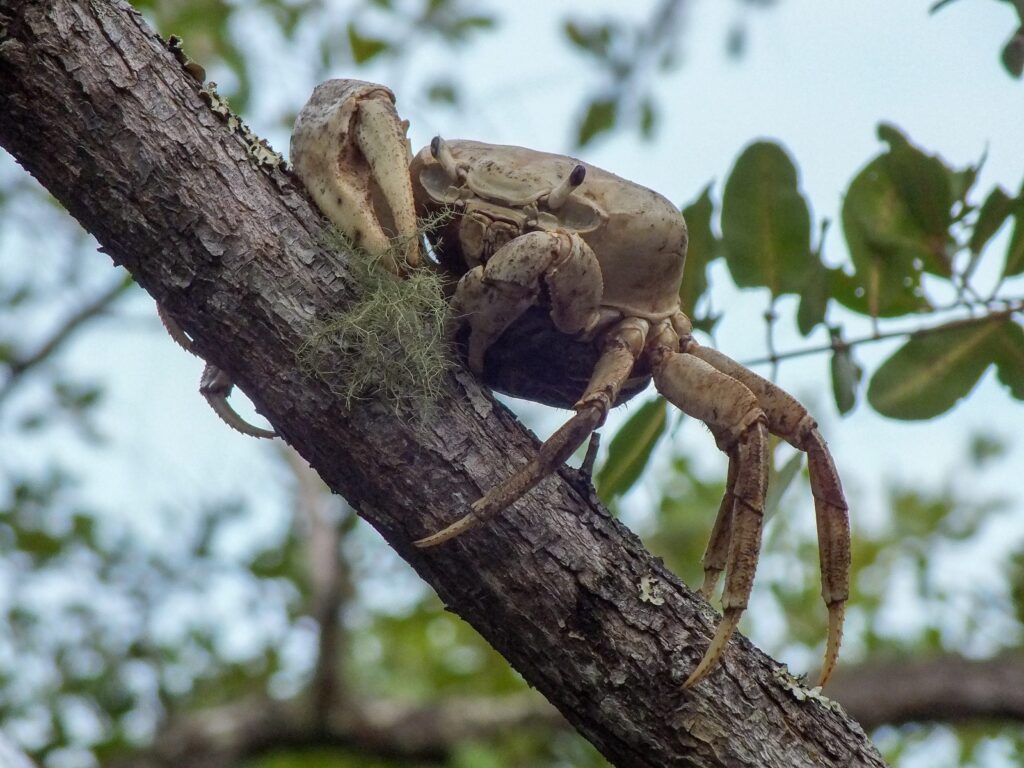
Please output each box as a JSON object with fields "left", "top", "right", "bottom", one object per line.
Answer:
{"left": 773, "top": 666, "right": 845, "bottom": 713}
{"left": 198, "top": 81, "right": 285, "bottom": 170}
{"left": 639, "top": 574, "right": 666, "bottom": 606}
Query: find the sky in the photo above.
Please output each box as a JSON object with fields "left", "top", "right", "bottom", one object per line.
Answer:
{"left": 3, "top": 1, "right": 1024, "bottom": 764}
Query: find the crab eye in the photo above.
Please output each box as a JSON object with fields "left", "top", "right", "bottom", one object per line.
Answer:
{"left": 547, "top": 164, "right": 587, "bottom": 210}
{"left": 429, "top": 135, "right": 462, "bottom": 182}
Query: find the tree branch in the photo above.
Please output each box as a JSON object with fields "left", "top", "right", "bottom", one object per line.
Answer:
{"left": 741, "top": 303, "right": 1024, "bottom": 369}
{"left": 828, "top": 653, "right": 1024, "bottom": 731}
{"left": 0, "top": 2, "right": 886, "bottom": 765}
{"left": 0, "top": 275, "right": 130, "bottom": 402}
{"left": 110, "top": 653, "right": 1024, "bottom": 766}
{"left": 110, "top": 693, "right": 565, "bottom": 767}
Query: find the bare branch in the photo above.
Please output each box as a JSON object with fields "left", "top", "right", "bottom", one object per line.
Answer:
{"left": 829, "top": 653, "right": 1024, "bottom": 731}
{"left": 107, "top": 653, "right": 1024, "bottom": 766}
{"left": 0, "top": 275, "right": 130, "bottom": 401}
{"left": 109, "top": 693, "right": 564, "bottom": 768}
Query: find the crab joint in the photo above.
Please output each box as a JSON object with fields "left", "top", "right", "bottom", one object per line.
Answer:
{"left": 430, "top": 135, "right": 462, "bottom": 183}
{"left": 547, "top": 164, "right": 586, "bottom": 210}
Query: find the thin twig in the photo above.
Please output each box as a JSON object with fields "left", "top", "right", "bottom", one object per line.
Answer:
{"left": 0, "top": 275, "right": 131, "bottom": 401}
{"left": 742, "top": 303, "right": 1023, "bottom": 368}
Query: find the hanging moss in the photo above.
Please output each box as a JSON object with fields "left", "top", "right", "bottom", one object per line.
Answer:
{"left": 298, "top": 225, "right": 456, "bottom": 419}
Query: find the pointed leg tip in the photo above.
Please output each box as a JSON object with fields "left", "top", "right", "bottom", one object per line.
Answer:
{"left": 682, "top": 662, "right": 712, "bottom": 689}
{"left": 683, "top": 608, "right": 742, "bottom": 689}
{"left": 818, "top": 600, "right": 846, "bottom": 688}
{"left": 206, "top": 395, "right": 277, "bottom": 439}
{"left": 413, "top": 512, "right": 481, "bottom": 549}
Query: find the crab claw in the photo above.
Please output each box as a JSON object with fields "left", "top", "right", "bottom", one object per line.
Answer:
{"left": 291, "top": 80, "right": 420, "bottom": 271}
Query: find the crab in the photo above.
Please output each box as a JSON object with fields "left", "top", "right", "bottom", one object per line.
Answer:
{"left": 185, "top": 79, "right": 851, "bottom": 689}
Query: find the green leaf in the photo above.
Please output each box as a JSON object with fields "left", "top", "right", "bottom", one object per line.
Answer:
{"left": 949, "top": 149, "right": 984, "bottom": 206}
{"left": 969, "top": 432, "right": 1008, "bottom": 467}
{"left": 839, "top": 124, "right": 958, "bottom": 318}
{"left": 596, "top": 398, "right": 667, "bottom": 500}
{"left": 1002, "top": 27, "right": 1024, "bottom": 78}
{"left": 993, "top": 320, "right": 1024, "bottom": 399}
{"left": 679, "top": 185, "right": 716, "bottom": 317}
{"left": 640, "top": 98, "right": 657, "bottom": 139}
{"left": 867, "top": 317, "right": 1009, "bottom": 419}
{"left": 563, "top": 20, "right": 613, "bottom": 58}
{"left": 16, "top": 528, "right": 64, "bottom": 562}
{"left": 347, "top": 22, "right": 390, "bottom": 64}
{"left": 1003, "top": 195, "right": 1024, "bottom": 278}
{"left": 721, "top": 141, "right": 818, "bottom": 297}
{"left": 841, "top": 163, "right": 932, "bottom": 317}
{"left": 797, "top": 220, "right": 832, "bottom": 336}
{"left": 576, "top": 98, "right": 617, "bottom": 147}
{"left": 426, "top": 80, "right": 458, "bottom": 105}
{"left": 876, "top": 123, "right": 955, "bottom": 275}
{"left": 969, "top": 186, "right": 1014, "bottom": 256}
{"left": 446, "top": 14, "right": 496, "bottom": 41}
{"left": 830, "top": 341, "right": 862, "bottom": 415}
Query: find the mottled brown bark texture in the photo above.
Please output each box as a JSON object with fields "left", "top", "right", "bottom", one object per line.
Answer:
{"left": 0, "top": 2, "right": 887, "bottom": 765}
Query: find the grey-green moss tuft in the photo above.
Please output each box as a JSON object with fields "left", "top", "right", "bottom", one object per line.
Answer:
{"left": 298, "top": 228, "right": 456, "bottom": 418}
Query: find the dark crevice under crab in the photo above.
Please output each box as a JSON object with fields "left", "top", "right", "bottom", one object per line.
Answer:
{"left": 178, "top": 79, "right": 852, "bottom": 689}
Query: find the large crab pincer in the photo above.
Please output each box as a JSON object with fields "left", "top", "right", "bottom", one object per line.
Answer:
{"left": 287, "top": 80, "right": 852, "bottom": 689}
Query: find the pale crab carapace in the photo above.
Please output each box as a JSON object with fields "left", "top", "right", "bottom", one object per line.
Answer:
{"left": 187, "top": 79, "right": 852, "bottom": 689}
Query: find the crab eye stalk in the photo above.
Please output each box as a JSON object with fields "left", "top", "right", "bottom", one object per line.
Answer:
{"left": 547, "top": 163, "right": 586, "bottom": 210}
{"left": 430, "top": 135, "right": 462, "bottom": 182}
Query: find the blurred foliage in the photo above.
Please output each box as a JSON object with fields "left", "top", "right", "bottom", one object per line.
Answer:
{"left": 564, "top": 0, "right": 780, "bottom": 147}
{"left": 931, "top": 0, "right": 1024, "bottom": 78}
{"left": 1, "top": 0, "right": 1024, "bottom": 767}
{"left": 608, "top": 124, "right": 1024, "bottom": 459}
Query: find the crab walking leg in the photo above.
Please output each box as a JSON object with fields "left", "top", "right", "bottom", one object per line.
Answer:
{"left": 290, "top": 80, "right": 419, "bottom": 272}
{"left": 199, "top": 365, "right": 277, "bottom": 439}
{"left": 157, "top": 304, "right": 276, "bottom": 439}
{"left": 650, "top": 347, "right": 769, "bottom": 688}
{"left": 699, "top": 458, "right": 738, "bottom": 601}
{"left": 415, "top": 319, "right": 648, "bottom": 548}
{"left": 688, "top": 343, "right": 851, "bottom": 687}
{"left": 157, "top": 303, "right": 194, "bottom": 352}
{"left": 452, "top": 230, "right": 604, "bottom": 374}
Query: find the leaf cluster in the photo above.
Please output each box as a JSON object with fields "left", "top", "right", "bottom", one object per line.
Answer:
{"left": 598, "top": 123, "right": 1024, "bottom": 504}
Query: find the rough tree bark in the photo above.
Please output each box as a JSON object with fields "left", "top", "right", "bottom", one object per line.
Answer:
{"left": 0, "top": 1, "right": 887, "bottom": 766}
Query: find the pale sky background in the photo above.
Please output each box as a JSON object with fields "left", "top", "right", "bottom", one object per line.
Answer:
{"left": 3, "top": 1, "right": 1024, "bottom": 765}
